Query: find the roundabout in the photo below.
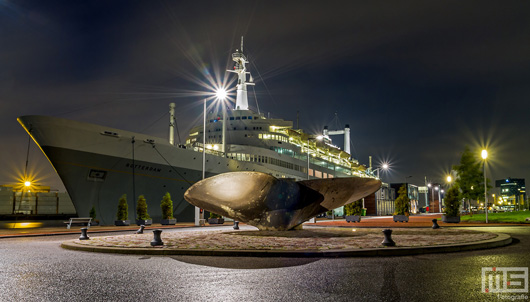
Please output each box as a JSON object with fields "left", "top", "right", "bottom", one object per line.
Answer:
{"left": 61, "top": 226, "right": 512, "bottom": 257}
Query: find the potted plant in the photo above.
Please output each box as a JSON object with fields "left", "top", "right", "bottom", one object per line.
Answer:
{"left": 207, "top": 212, "right": 225, "bottom": 224}
{"left": 393, "top": 185, "right": 410, "bottom": 222}
{"left": 442, "top": 184, "right": 462, "bottom": 223}
{"left": 115, "top": 194, "right": 130, "bottom": 226}
{"left": 160, "top": 192, "right": 176, "bottom": 225}
{"left": 345, "top": 199, "right": 362, "bottom": 223}
{"left": 89, "top": 205, "right": 99, "bottom": 226}
{"left": 135, "top": 195, "right": 152, "bottom": 226}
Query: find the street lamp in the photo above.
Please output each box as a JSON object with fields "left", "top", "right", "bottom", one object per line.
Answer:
{"left": 446, "top": 175, "right": 452, "bottom": 184}
{"left": 481, "top": 149, "right": 488, "bottom": 223}
{"left": 372, "top": 163, "right": 389, "bottom": 179}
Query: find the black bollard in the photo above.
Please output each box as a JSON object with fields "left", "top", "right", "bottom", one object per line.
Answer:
{"left": 432, "top": 219, "right": 440, "bottom": 229}
{"left": 381, "top": 229, "right": 395, "bottom": 246}
{"left": 79, "top": 227, "right": 90, "bottom": 240}
{"left": 136, "top": 225, "right": 145, "bottom": 234}
{"left": 233, "top": 221, "right": 240, "bottom": 230}
{"left": 151, "top": 229, "right": 163, "bottom": 246}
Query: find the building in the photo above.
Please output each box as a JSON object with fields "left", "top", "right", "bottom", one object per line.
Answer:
{"left": 364, "top": 182, "right": 395, "bottom": 216}
{"left": 495, "top": 178, "right": 526, "bottom": 211}
{"left": 390, "top": 183, "right": 420, "bottom": 214}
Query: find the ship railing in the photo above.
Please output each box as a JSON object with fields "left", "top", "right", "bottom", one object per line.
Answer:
{"left": 192, "top": 143, "right": 226, "bottom": 157}
{"left": 232, "top": 52, "right": 247, "bottom": 61}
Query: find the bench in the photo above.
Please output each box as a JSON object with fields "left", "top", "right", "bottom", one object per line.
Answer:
{"left": 65, "top": 217, "right": 92, "bottom": 229}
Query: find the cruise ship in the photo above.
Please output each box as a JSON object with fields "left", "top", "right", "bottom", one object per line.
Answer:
{"left": 18, "top": 38, "right": 377, "bottom": 225}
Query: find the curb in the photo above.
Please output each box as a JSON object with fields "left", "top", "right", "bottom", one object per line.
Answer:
{"left": 61, "top": 232, "right": 512, "bottom": 258}
{"left": 0, "top": 224, "right": 231, "bottom": 239}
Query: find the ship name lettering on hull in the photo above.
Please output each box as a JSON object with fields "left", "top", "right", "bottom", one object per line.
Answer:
{"left": 126, "top": 163, "right": 161, "bottom": 172}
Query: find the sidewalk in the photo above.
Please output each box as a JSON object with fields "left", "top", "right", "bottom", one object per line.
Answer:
{"left": 309, "top": 214, "right": 530, "bottom": 228}
{"left": 1, "top": 214, "right": 527, "bottom": 238}
{"left": 0, "top": 221, "right": 228, "bottom": 238}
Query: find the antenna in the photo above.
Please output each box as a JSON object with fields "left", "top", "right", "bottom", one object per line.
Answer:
{"left": 241, "top": 36, "right": 244, "bottom": 53}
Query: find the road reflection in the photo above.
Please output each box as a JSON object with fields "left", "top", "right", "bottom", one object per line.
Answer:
{"left": 170, "top": 255, "right": 320, "bottom": 269}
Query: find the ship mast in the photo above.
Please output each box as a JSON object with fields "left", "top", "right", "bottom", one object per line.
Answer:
{"left": 228, "top": 36, "right": 254, "bottom": 110}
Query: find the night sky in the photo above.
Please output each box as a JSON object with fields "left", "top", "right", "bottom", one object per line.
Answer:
{"left": 1, "top": 0, "right": 529, "bottom": 191}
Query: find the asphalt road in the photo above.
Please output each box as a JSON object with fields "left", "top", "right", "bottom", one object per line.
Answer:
{"left": 0, "top": 226, "right": 529, "bottom": 302}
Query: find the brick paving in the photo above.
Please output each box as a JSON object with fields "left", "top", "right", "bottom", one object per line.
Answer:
{"left": 72, "top": 227, "right": 498, "bottom": 251}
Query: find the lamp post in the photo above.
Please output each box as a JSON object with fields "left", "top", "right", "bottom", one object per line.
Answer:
{"left": 482, "top": 149, "right": 488, "bottom": 223}
{"left": 195, "top": 98, "right": 208, "bottom": 226}
{"left": 424, "top": 176, "right": 429, "bottom": 210}
{"left": 368, "top": 163, "right": 389, "bottom": 216}
{"left": 427, "top": 183, "right": 428, "bottom": 212}
{"left": 196, "top": 89, "right": 228, "bottom": 226}
{"left": 435, "top": 186, "right": 441, "bottom": 213}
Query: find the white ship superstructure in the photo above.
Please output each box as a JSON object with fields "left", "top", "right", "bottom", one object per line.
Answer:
{"left": 18, "top": 38, "right": 376, "bottom": 225}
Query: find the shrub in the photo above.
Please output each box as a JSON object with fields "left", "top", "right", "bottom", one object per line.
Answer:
{"left": 209, "top": 212, "right": 221, "bottom": 219}
{"left": 394, "top": 185, "right": 410, "bottom": 215}
{"left": 136, "top": 195, "right": 151, "bottom": 220}
{"left": 160, "top": 192, "right": 174, "bottom": 220}
{"left": 444, "top": 185, "right": 462, "bottom": 217}
{"left": 89, "top": 206, "right": 96, "bottom": 220}
{"left": 344, "top": 200, "right": 363, "bottom": 216}
{"left": 116, "top": 194, "right": 128, "bottom": 220}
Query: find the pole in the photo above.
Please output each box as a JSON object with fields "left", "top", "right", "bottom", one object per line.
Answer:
{"left": 202, "top": 99, "right": 206, "bottom": 180}
{"left": 438, "top": 187, "right": 441, "bottom": 213}
{"left": 307, "top": 139, "right": 310, "bottom": 180}
{"left": 222, "top": 100, "right": 226, "bottom": 154}
{"left": 484, "top": 162, "right": 488, "bottom": 223}
{"left": 424, "top": 176, "right": 428, "bottom": 209}
{"left": 431, "top": 189, "right": 434, "bottom": 213}
{"left": 132, "top": 136, "right": 136, "bottom": 220}
{"left": 195, "top": 99, "right": 207, "bottom": 226}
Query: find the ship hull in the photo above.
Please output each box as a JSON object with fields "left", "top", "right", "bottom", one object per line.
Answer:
{"left": 41, "top": 145, "right": 199, "bottom": 225}
{"left": 19, "top": 115, "right": 335, "bottom": 225}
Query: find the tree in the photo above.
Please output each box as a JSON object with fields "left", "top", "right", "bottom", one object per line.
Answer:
{"left": 394, "top": 185, "right": 410, "bottom": 215}
{"left": 160, "top": 192, "right": 174, "bottom": 220}
{"left": 116, "top": 194, "right": 128, "bottom": 220}
{"left": 344, "top": 200, "right": 363, "bottom": 216}
{"left": 89, "top": 206, "right": 96, "bottom": 220}
{"left": 444, "top": 184, "right": 462, "bottom": 217}
{"left": 452, "top": 146, "right": 492, "bottom": 210}
{"left": 136, "top": 195, "right": 151, "bottom": 220}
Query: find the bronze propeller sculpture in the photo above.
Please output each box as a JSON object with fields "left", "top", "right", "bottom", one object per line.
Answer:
{"left": 184, "top": 172, "right": 381, "bottom": 231}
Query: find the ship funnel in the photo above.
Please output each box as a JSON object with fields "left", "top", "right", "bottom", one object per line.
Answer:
{"left": 324, "top": 125, "right": 351, "bottom": 157}
{"left": 169, "top": 103, "right": 175, "bottom": 145}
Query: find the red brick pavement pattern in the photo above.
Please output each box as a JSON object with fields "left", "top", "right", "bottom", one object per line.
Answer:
{"left": 312, "top": 215, "right": 529, "bottom": 228}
